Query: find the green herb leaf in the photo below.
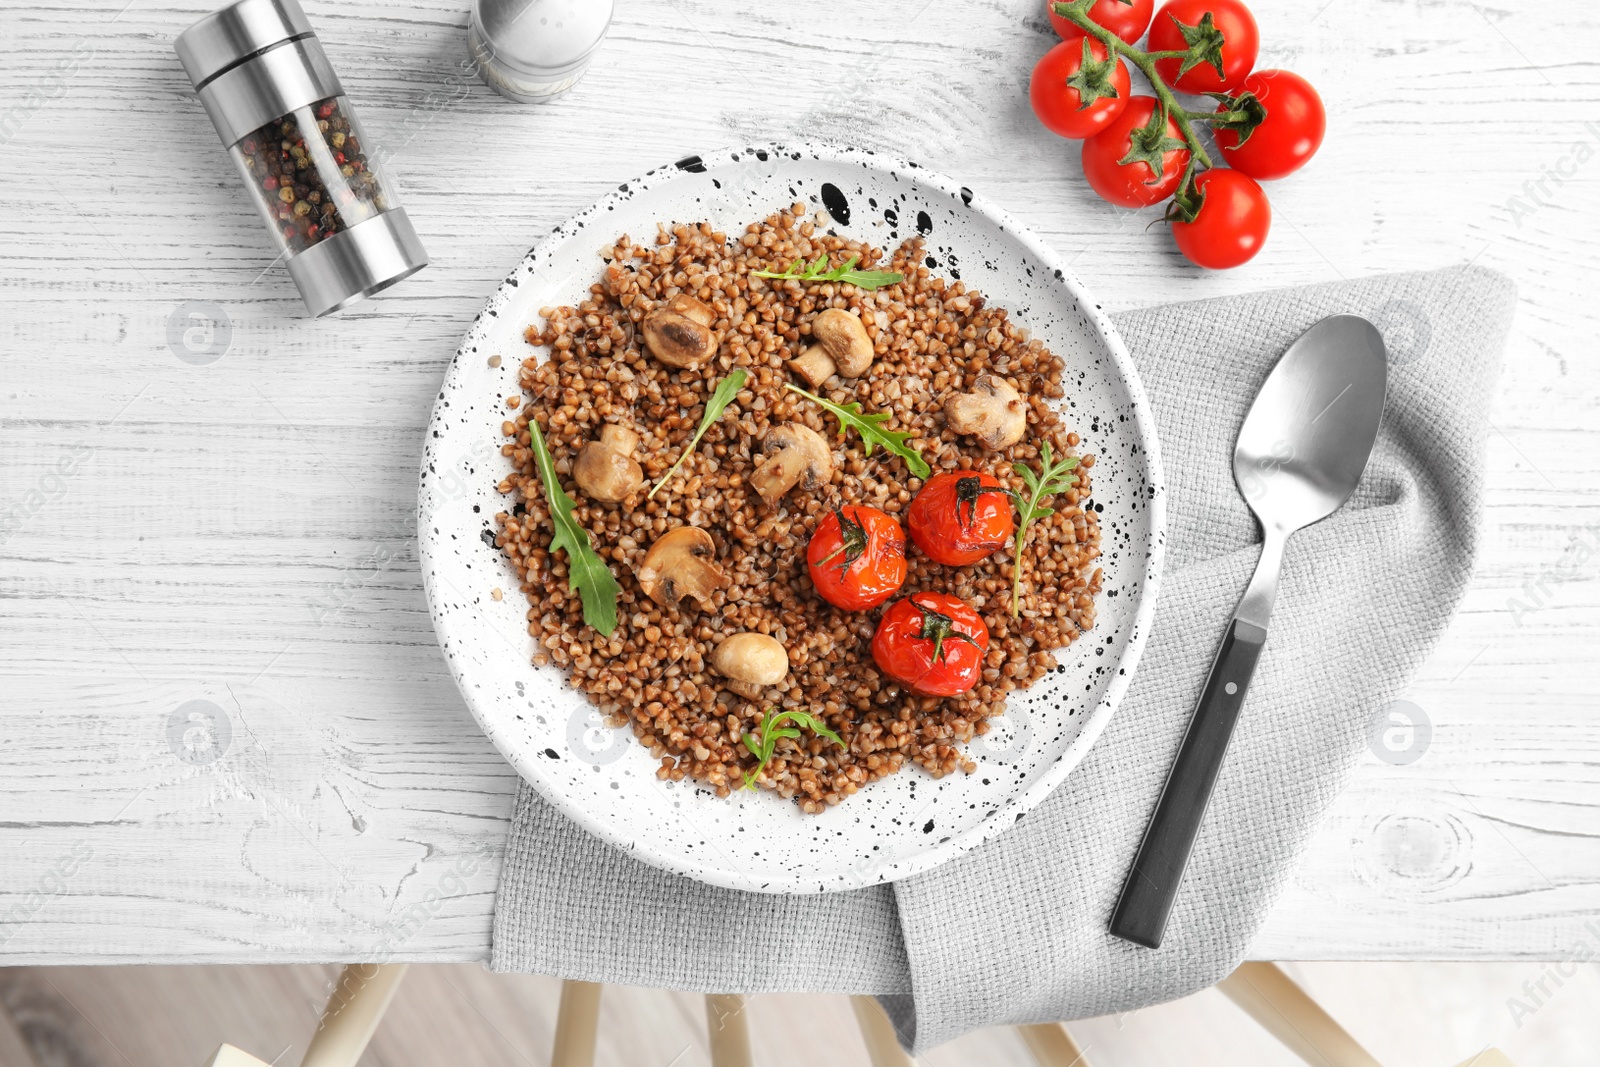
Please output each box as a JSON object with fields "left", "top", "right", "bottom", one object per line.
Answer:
{"left": 751, "top": 254, "right": 904, "bottom": 291}
{"left": 784, "top": 383, "right": 931, "bottom": 479}
{"left": 525, "top": 417, "right": 622, "bottom": 636}
{"left": 648, "top": 369, "right": 748, "bottom": 500}
{"left": 1008, "top": 441, "right": 1081, "bottom": 617}
{"left": 741, "top": 709, "right": 846, "bottom": 790}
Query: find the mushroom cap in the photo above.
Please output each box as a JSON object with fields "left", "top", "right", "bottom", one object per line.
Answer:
{"left": 643, "top": 294, "right": 719, "bottom": 369}
{"left": 635, "top": 526, "right": 729, "bottom": 609}
{"left": 711, "top": 632, "right": 789, "bottom": 693}
{"left": 750, "top": 422, "right": 834, "bottom": 503}
{"left": 665, "top": 293, "right": 714, "bottom": 326}
{"left": 943, "top": 373, "right": 1028, "bottom": 450}
{"left": 811, "top": 308, "right": 874, "bottom": 377}
{"left": 572, "top": 424, "right": 644, "bottom": 503}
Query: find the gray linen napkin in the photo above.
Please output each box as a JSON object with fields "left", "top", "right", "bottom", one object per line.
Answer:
{"left": 490, "top": 265, "right": 1515, "bottom": 1051}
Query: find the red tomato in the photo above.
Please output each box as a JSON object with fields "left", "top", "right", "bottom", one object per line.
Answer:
{"left": 1030, "top": 39, "right": 1130, "bottom": 140}
{"left": 1047, "top": 0, "right": 1154, "bottom": 45}
{"left": 1214, "top": 69, "right": 1325, "bottom": 181}
{"left": 907, "top": 471, "right": 1015, "bottom": 566}
{"left": 1170, "top": 168, "right": 1271, "bottom": 269}
{"left": 870, "top": 592, "right": 990, "bottom": 697}
{"left": 806, "top": 505, "right": 908, "bottom": 612}
{"left": 1148, "top": 0, "right": 1258, "bottom": 94}
{"left": 1080, "top": 97, "right": 1191, "bottom": 208}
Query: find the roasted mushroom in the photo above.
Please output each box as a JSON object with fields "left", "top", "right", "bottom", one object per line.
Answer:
{"left": 944, "top": 374, "right": 1028, "bottom": 450}
{"left": 749, "top": 423, "right": 833, "bottom": 503}
{"left": 572, "top": 424, "right": 643, "bottom": 503}
{"left": 785, "top": 344, "right": 836, "bottom": 389}
{"left": 811, "top": 308, "right": 874, "bottom": 377}
{"left": 635, "top": 527, "right": 729, "bottom": 610}
{"left": 711, "top": 632, "right": 789, "bottom": 698}
{"left": 642, "top": 293, "right": 719, "bottom": 369}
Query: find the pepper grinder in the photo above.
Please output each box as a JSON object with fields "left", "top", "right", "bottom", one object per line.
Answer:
{"left": 468, "top": 0, "right": 614, "bottom": 104}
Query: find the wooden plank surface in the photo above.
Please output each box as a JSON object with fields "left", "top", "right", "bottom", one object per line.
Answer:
{"left": 0, "top": 0, "right": 1596, "bottom": 964}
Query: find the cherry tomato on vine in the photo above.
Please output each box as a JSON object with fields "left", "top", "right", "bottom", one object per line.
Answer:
{"left": 1030, "top": 39, "right": 1131, "bottom": 140}
{"left": 907, "top": 471, "right": 1016, "bottom": 566}
{"left": 1214, "top": 69, "right": 1325, "bottom": 181}
{"left": 806, "top": 505, "right": 907, "bottom": 612}
{"left": 1148, "top": 0, "right": 1259, "bottom": 94}
{"left": 871, "top": 592, "right": 990, "bottom": 698}
{"left": 1080, "top": 96, "right": 1191, "bottom": 208}
{"left": 1170, "top": 168, "right": 1271, "bottom": 269}
{"left": 1047, "top": 0, "right": 1155, "bottom": 46}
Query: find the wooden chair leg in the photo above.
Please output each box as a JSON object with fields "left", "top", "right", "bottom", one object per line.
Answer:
{"left": 299, "top": 963, "right": 409, "bottom": 1067}
{"left": 551, "top": 980, "right": 602, "bottom": 1067}
{"left": 204, "top": 963, "right": 408, "bottom": 1067}
{"left": 1016, "top": 1022, "right": 1091, "bottom": 1067}
{"left": 705, "top": 994, "right": 754, "bottom": 1067}
{"left": 1217, "top": 962, "right": 1383, "bottom": 1067}
{"left": 850, "top": 995, "right": 915, "bottom": 1067}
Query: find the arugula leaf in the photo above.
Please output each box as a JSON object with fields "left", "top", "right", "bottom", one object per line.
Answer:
{"left": 1008, "top": 441, "right": 1081, "bottom": 617}
{"left": 751, "top": 254, "right": 903, "bottom": 291}
{"left": 741, "top": 709, "right": 846, "bottom": 790}
{"left": 784, "top": 383, "right": 932, "bottom": 479}
{"left": 648, "top": 369, "right": 748, "bottom": 500}
{"left": 525, "top": 417, "right": 622, "bottom": 636}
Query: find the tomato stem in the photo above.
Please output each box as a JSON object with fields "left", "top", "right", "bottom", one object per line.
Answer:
{"left": 1184, "top": 108, "right": 1249, "bottom": 125}
{"left": 1052, "top": 0, "right": 1215, "bottom": 171}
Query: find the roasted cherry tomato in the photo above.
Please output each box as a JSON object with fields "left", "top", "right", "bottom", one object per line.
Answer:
{"left": 1170, "top": 168, "right": 1271, "bottom": 269}
{"left": 1148, "top": 0, "right": 1259, "bottom": 94}
{"left": 1047, "top": 0, "right": 1154, "bottom": 46}
{"left": 1214, "top": 69, "right": 1325, "bottom": 181}
{"left": 1029, "top": 39, "right": 1130, "bottom": 140}
{"left": 907, "top": 471, "right": 1016, "bottom": 566}
{"left": 806, "top": 505, "right": 908, "bottom": 612}
{"left": 1080, "top": 96, "right": 1191, "bottom": 208}
{"left": 871, "top": 592, "right": 990, "bottom": 698}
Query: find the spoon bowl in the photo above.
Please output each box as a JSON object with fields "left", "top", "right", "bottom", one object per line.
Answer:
{"left": 1235, "top": 314, "right": 1389, "bottom": 537}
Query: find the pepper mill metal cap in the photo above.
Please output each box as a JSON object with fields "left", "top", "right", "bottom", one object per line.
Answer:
{"left": 175, "top": 0, "right": 429, "bottom": 317}
{"left": 468, "top": 0, "right": 613, "bottom": 103}
{"left": 175, "top": 0, "right": 314, "bottom": 88}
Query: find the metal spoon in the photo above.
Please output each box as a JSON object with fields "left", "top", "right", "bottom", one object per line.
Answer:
{"left": 1109, "top": 314, "right": 1389, "bottom": 950}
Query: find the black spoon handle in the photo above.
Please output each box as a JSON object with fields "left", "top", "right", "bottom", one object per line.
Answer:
{"left": 1109, "top": 617, "right": 1268, "bottom": 949}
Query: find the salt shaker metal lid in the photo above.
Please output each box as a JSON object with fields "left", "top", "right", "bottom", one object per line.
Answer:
{"left": 176, "top": 0, "right": 428, "bottom": 317}
{"left": 468, "top": 0, "right": 613, "bottom": 104}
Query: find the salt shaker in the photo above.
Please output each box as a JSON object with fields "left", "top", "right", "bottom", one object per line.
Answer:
{"left": 175, "top": 0, "right": 428, "bottom": 316}
{"left": 468, "top": 0, "right": 614, "bottom": 104}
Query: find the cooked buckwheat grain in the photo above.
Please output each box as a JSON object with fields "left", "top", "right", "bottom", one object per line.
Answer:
{"left": 495, "top": 204, "right": 1102, "bottom": 812}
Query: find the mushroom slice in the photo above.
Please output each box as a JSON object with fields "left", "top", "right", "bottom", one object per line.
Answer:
{"left": 642, "top": 293, "right": 719, "bottom": 369}
{"left": 572, "top": 424, "right": 643, "bottom": 503}
{"left": 785, "top": 343, "right": 836, "bottom": 389}
{"left": 635, "top": 527, "right": 728, "bottom": 610}
{"left": 811, "top": 308, "right": 874, "bottom": 377}
{"left": 944, "top": 373, "right": 1028, "bottom": 450}
{"left": 711, "top": 633, "right": 789, "bottom": 699}
{"left": 749, "top": 423, "right": 833, "bottom": 503}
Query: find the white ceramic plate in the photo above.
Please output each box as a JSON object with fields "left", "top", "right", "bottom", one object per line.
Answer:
{"left": 419, "top": 144, "right": 1165, "bottom": 894}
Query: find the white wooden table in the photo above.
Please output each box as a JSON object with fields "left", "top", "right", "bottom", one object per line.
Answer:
{"left": 2, "top": 0, "right": 1596, "bottom": 967}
